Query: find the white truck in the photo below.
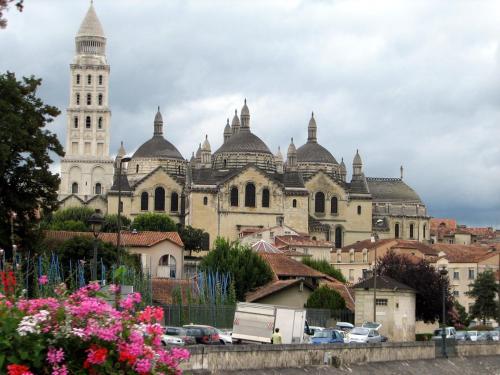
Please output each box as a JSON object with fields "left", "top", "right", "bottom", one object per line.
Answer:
{"left": 232, "top": 302, "right": 307, "bottom": 344}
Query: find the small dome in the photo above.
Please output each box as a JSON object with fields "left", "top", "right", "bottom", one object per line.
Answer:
{"left": 287, "top": 138, "right": 297, "bottom": 155}
{"left": 214, "top": 131, "right": 272, "bottom": 155}
{"left": 195, "top": 143, "right": 201, "bottom": 158}
{"left": 190, "top": 152, "right": 195, "bottom": 162}
{"left": 296, "top": 143, "right": 337, "bottom": 164}
{"left": 202, "top": 135, "right": 211, "bottom": 151}
{"left": 241, "top": 98, "right": 249, "bottom": 117}
{"left": 353, "top": 149, "right": 362, "bottom": 166}
{"left": 275, "top": 146, "right": 283, "bottom": 160}
{"left": 77, "top": 3, "right": 105, "bottom": 38}
{"left": 340, "top": 157, "right": 347, "bottom": 172}
{"left": 224, "top": 119, "right": 231, "bottom": 134}
{"left": 308, "top": 112, "right": 317, "bottom": 129}
{"left": 132, "top": 137, "right": 184, "bottom": 160}
{"left": 154, "top": 107, "right": 163, "bottom": 124}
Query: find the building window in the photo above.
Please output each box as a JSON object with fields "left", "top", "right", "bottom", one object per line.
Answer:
{"left": 395, "top": 223, "right": 400, "bottom": 239}
{"left": 136, "top": 164, "right": 139, "bottom": 173}
{"left": 292, "top": 199, "right": 297, "bottom": 208}
{"left": 203, "top": 196, "right": 208, "bottom": 205}
{"left": 98, "top": 94, "right": 103, "bottom": 105}
{"left": 423, "top": 224, "right": 427, "bottom": 238}
{"left": 98, "top": 75, "right": 103, "bottom": 85}
{"left": 245, "top": 183, "right": 255, "bottom": 207}
{"left": 363, "top": 250, "right": 368, "bottom": 263}
{"left": 141, "top": 192, "right": 148, "bottom": 211}
{"left": 98, "top": 117, "right": 103, "bottom": 129}
{"left": 335, "top": 227, "right": 343, "bottom": 249}
{"left": 230, "top": 186, "right": 238, "bottom": 207}
{"left": 357, "top": 205, "right": 362, "bottom": 215}
{"left": 87, "top": 74, "right": 92, "bottom": 85}
{"left": 410, "top": 224, "right": 414, "bottom": 239}
{"left": 87, "top": 93, "right": 91, "bottom": 105}
{"left": 468, "top": 269, "right": 475, "bottom": 280}
{"left": 74, "top": 117, "right": 78, "bottom": 128}
{"left": 223, "top": 159, "right": 227, "bottom": 168}
{"left": 86, "top": 116, "right": 91, "bottom": 128}
{"left": 349, "top": 250, "right": 354, "bottom": 263}
{"left": 331, "top": 197, "right": 338, "bottom": 214}
{"left": 315, "top": 192, "right": 325, "bottom": 213}
{"left": 154, "top": 187, "right": 165, "bottom": 211}
{"left": 453, "top": 290, "right": 459, "bottom": 297}
{"left": 71, "top": 182, "right": 78, "bottom": 194}
{"left": 95, "top": 183, "right": 102, "bottom": 195}
{"left": 262, "top": 188, "right": 270, "bottom": 208}
{"left": 159, "top": 255, "right": 177, "bottom": 278}
{"left": 76, "top": 93, "right": 80, "bottom": 105}
{"left": 171, "top": 192, "right": 179, "bottom": 212}
{"left": 453, "top": 270, "right": 460, "bottom": 280}
{"left": 376, "top": 299, "right": 388, "bottom": 306}
{"left": 76, "top": 74, "right": 80, "bottom": 84}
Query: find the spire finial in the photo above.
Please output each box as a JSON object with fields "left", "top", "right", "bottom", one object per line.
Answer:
{"left": 291, "top": 137, "right": 294, "bottom": 143}
{"left": 311, "top": 111, "right": 314, "bottom": 118}
{"left": 227, "top": 118, "right": 229, "bottom": 125}
{"left": 244, "top": 98, "right": 247, "bottom": 105}
{"left": 400, "top": 165, "right": 404, "bottom": 180}
{"left": 205, "top": 134, "right": 208, "bottom": 140}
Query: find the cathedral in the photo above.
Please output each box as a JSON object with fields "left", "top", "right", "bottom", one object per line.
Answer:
{"left": 58, "top": 3, "right": 430, "bottom": 248}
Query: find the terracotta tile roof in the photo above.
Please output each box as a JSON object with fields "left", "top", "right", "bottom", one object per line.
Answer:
{"left": 258, "top": 253, "right": 325, "bottom": 279}
{"left": 341, "top": 238, "right": 396, "bottom": 252}
{"left": 44, "top": 230, "right": 184, "bottom": 248}
{"left": 275, "top": 235, "right": 333, "bottom": 248}
{"left": 245, "top": 279, "right": 310, "bottom": 302}
{"left": 391, "top": 240, "right": 438, "bottom": 256}
{"left": 152, "top": 278, "right": 194, "bottom": 305}
{"left": 430, "top": 218, "right": 457, "bottom": 231}
{"left": 431, "top": 243, "right": 494, "bottom": 263}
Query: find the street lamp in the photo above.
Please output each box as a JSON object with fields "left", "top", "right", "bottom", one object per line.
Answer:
{"left": 117, "top": 156, "right": 131, "bottom": 252}
{"left": 370, "top": 219, "right": 383, "bottom": 323}
{"left": 439, "top": 265, "right": 448, "bottom": 358}
{"left": 87, "top": 209, "right": 104, "bottom": 281}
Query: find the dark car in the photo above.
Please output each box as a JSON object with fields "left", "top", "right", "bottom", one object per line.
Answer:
{"left": 183, "top": 324, "right": 220, "bottom": 345}
{"left": 310, "top": 329, "right": 344, "bottom": 345}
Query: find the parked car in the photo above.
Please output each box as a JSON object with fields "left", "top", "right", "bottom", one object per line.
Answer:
{"left": 362, "top": 322, "right": 382, "bottom": 331}
{"left": 310, "top": 329, "right": 344, "bottom": 345}
{"left": 162, "top": 327, "right": 196, "bottom": 346}
{"left": 348, "top": 327, "right": 382, "bottom": 344}
{"left": 183, "top": 325, "right": 220, "bottom": 345}
{"left": 216, "top": 329, "right": 232, "bottom": 345}
{"left": 307, "top": 326, "right": 325, "bottom": 336}
{"left": 455, "top": 331, "right": 471, "bottom": 341}
{"left": 432, "top": 327, "right": 456, "bottom": 340}
{"left": 467, "top": 330, "right": 479, "bottom": 342}
{"left": 335, "top": 322, "right": 354, "bottom": 333}
{"left": 477, "top": 331, "right": 499, "bottom": 341}
{"left": 488, "top": 331, "right": 499, "bottom": 341}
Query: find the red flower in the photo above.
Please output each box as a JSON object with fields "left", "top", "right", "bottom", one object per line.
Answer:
{"left": 118, "top": 350, "right": 137, "bottom": 366}
{"left": 7, "top": 364, "right": 32, "bottom": 375}
{"left": 85, "top": 344, "right": 108, "bottom": 365}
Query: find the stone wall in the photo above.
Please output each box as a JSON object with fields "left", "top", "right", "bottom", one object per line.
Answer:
{"left": 180, "top": 342, "right": 500, "bottom": 373}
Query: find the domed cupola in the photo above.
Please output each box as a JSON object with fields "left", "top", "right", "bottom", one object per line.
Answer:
{"left": 296, "top": 112, "right": 339, "bottom": 178}
{"left": 213, "top": 99, "right": 275, "bottom": 172}
{"left": 128, "top": 108, "right": 186, "bottom": 181}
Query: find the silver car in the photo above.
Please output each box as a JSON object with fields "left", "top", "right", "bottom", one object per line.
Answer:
{"left": 349, "top": 327, "right": 383, "bottom": 344}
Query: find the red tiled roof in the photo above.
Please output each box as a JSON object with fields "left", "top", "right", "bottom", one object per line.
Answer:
{"left": 245, "top": 279, "right": 310, "bottom": 302}
{"left": 431, "top": 243, "right": 495, "bottom": 263}
{"left": 341, "top": 238, "right": 396, "bottom": 252}
{"left": 430, "top": 218, "right": 457, "bottom": 231}
{"left": 44, "top": 230, "right": 184, "bottom": 248}
{"left": 275, "top": 235, "right": 333, "bottom": 248}
{"left": 391, "top": 240, "right": 438, "bottom": 256}
{"left": 321, "top": 276, "right": 355, "bottom": 311}
{"left": 258, "top": 253, "right": 325, "bottom": 279}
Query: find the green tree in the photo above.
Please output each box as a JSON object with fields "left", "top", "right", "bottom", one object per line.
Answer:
{"left": 200, "top": 238, "right": 273, "bottom": 301}
{"left": 301, "top": 258, "right": 346, "bottom": 283}
{"left": 101, "top": 214, "right": 131, "bottom": 233}
{"left": 452, "top": 300, "right": 471, "bottom": 328}
{"left": 466, "top": 270, "right": 499, "bottom": 324}
{"left": 0, "top": 72, "right": 64, "bottom": 254}
{"left": 305, "top": 285, "right": 346, "bottom": 310}
{"left": 41, "top": 206, "right": 94, "bottom": 231}
{"left": 132, "top": 212, "right": 177, "bottom": 232}
{"left": 179, "top": 225, "right": 209, "bottom": 255}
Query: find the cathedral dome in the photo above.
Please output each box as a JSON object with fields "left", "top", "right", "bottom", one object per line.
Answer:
{"left": 214, "top": 131, "right": 272, "bottom": 155}
{"left": 296, "top": 142, "right": 337, "bottom": 164}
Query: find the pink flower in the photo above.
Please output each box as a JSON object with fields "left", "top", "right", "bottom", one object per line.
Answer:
{"left": 51, "top": 365, "right": 68, "bottom": 375}
{"left": 38, "top": 275, "right": 49, "bottom": 285}
{"left": 108, "top": 284, "right": 121, "bottom": 293}
{"left": 47, "top": 347, "right": 65, "bottom": 365}
{"left": 134, "top": 358, "right": 151, "bottom": 374}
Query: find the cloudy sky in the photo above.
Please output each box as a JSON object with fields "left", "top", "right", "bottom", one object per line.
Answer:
{"left": 1, "top": 0, "right": 499, "bottom": 227}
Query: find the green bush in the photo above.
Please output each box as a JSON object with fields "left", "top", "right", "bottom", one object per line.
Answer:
{"left": 305, "top": 285, "right": 346, "bottom": 310}
{"left": 301, "top": 258, "right": 346, "bottom": 283}
{"left": 132, "top": 212, "right": 177, "bottom": 232}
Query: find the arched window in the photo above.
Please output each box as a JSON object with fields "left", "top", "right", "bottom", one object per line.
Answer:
{"left": 76, "top": 74, "right": 80, "bottom": 84}
{"left": 262, "top": 188, "right": 270, "bottom": 208}
{"left": 331, "top": 197, "right": 338, "bottom": 214}
{"left": 86, "top": 93, "right": 91, "bottom": 105}
{"left": 141, "top": 192, "right": 148, "bottom": 211}
{"left": 87, "top": 74, "right": 92, "bottom": 85}
{"left": 423, "top": 224, "right": 427, "bottom": 238}
{"left": 245, "top": 183, "right": 256, "bottom": 207}
{"left": 335, "top": 227, "right": 343, "bottom": 249}
{"left": 410, "top": 223, "right": 414, "bottom": 239}
{"left": 395, "top": 223, "right": 400, "bottom": 239}
{"left": 95, "top": 183, "right": 102, "bottom": 195}
{"left": 203, "top": 196, "right": 208, "bottom": 205}
{"left": 223, "top": 159, "right": 227, "bottom": 168}
{"left": 357, "top": 205, "right": 362, "bottom": 215}
{"left": 230, "top": 186, "right": 238, "bottom": 207}
{"left": 136, "top": 164, "right": 139, "bottom": 173}
{"left": 159, "top": 255, "right": 177, "bottom": 278}
{"left": 71, "top": 182, "right": 78, "bottom": 194}
{"left": 98, "top": 94, "right": 103, "bottom": 105}
{"left": 74, "top": 117, "right": 78, "bottom": 128}
{"left": 98, "top": 117, "right": 103, "bottom": 129}
{"left": 76, "top": 93, "right": 80, "bottom": 105}
{"left": 85, "top": 116, "right": 91, "bottom": 128}
{"left": 292, "top": 199, "right": 297, "bottom": 208}
{"left": 98, "top": 75, "right": 103, "bottom": 85}
{"left": 315, "top": 192, "right": 325, "bottom": 213}
{"left": 154, "top": 187, "right": 165, "bottom": 211}
{"left": 171, "top": 192, "right": 179, "bottom": 212}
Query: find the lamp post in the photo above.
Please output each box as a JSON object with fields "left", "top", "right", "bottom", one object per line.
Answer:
{"left": 439, "top": 265, "right": 448, "bottom": 358}
{"left": 117, "top": 156, "right": 131, "bottom": 252}
{"left": 370, "top": 219, "right": 383, "bottom": 323}
{"left": 10, "top": 212, "right": 16, "bottom": 267}
{"left": 87, "top": 209, "right": 104, "bottom": 281}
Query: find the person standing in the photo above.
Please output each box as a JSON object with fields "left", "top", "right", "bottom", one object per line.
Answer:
{"left": 271, "top": 328, "right": 282, "bottom": 344}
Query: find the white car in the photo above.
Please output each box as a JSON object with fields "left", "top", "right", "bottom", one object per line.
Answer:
{"left": 349, "top": 327, "right": 382, "bottom": 344}
{"left": 216, "top": 329, "right": 232, "bottom": 345}
{"left": 467, "top": 330, "right": 479, "bottom": 342}
{"left": 432, "top": 327, "right": 456, "bottom": 340}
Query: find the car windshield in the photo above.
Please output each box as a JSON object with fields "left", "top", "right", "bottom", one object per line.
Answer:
{"left": 313, "top": 331, "right": 332, "bottom": 338}
{"left": 363, "top": 322, "right": 381, "bottom": 329}
{"left": 165, "top": 328, "right": 185, "bottom": 336}
{"left": 434, "top": 329, "right": 446, "bottom": 336}
{"left": 352, "top": 328, "right": 369, "bottom": 335}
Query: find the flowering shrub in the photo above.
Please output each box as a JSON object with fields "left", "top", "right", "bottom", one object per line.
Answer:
{"left": 0, "top": 281, "right": 189, "bottom": 374}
